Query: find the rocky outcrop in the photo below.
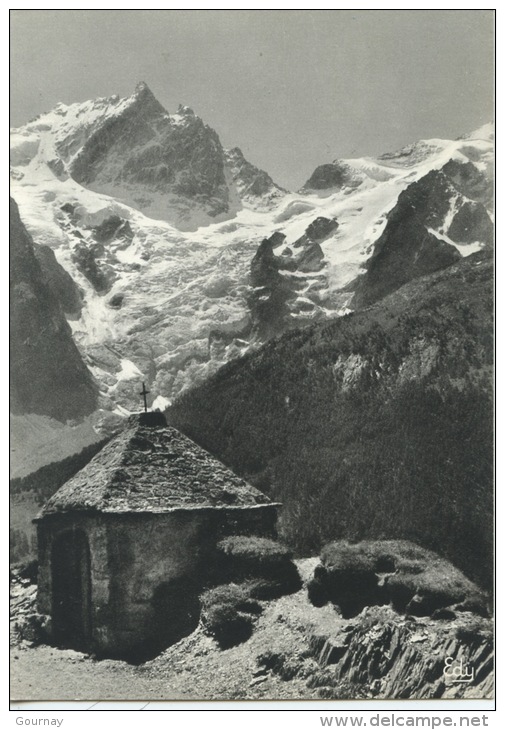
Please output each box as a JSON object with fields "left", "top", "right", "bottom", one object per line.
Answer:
{"left": 248, "top": 218, "right": 336, "bottom": 338}
{"left": 442, "top": 159, "right": 493, "bottom": 207}
{"left": 301, "top": 161, "right": 363, "bottom": 193}
{"left": 10, "top": 567, "right": 47, "bottom": 646}
{"left": 249, "top": 234, "right": 292, "bottom": 339}
{"left": 351, "top": 157, "right": 494, "bottom": 309}
{"left": 304, "top": 216, "right": 339, "bottom": 242}
{"left": 308, "top": 606, "right": 493, "bottom": 699}
{"left": 289, "top": 216, "right": 337, "bottom": 273}
{"left": 352, "top": 171, "right": 462, "bottom": 308}
{"left": 448, "top": 201, "right": 493, "bottom": 245}
{"left": 294, "top": 243, "right": 325, "bottom": 273}
{"left": 71, "top": 242, "right": 117, "bottom": 294}
{"left": 32, "top": 244, "right": 82, "bottom": 318}
{"left": 92, "top": 215, "right": 134, "bottom": 244}
{"left": 224, "top": 147, "right": 285, "bottom": 206}
{"left": 10, "top": 198, "right": 97, "bottom": 421}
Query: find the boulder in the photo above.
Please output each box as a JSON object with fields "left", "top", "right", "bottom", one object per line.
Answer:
{"left": 305, "top": 216, "right": 339, "bottom": 242}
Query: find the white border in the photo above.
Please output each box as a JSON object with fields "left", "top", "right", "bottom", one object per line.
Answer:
{"left": 4, "top": 3, "right": 500, "bottom": 722}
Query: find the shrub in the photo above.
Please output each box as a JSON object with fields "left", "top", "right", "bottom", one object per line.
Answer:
{"left": 215, "top": 535, "right": 301, "bottom": 595}
{"left": 320, "top": 539, "right": 430, "bottom": 574}
{"left": 388, "top": 554, "right": 488, "bottom": 616}
{"left": 201, "top": 602, "right": 254, "bottom": 648}
{"left": 310, "top": 539, "right": 488, "bottom": 618}
{"left": 200, "top": 583, "right": 262, "bottom": 648}
{"left": 200, "top": 582, "right": 250, "bottom": 610}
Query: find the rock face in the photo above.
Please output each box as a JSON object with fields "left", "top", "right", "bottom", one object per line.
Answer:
{"left": 70, "top": 88, "right": 233, "bottom": 229}
{"left": 308, "top": 605, "right": 493, "bottom": 699}
{"left": 32, "top": 244, "right": 82, "bottom": 318}
{"left": 248, "top": 218, "right": 337, "bottom": 338}
{"left": 65, "top": 86, "right": 231, "bottom": 228}
{"left": 224, "top": 147, "right": 286, "bottom": 207}
{"left": 21, "top": 82, "right": 285, "bottom": 231}
{"left": 289, "top": 216, "right": 337, "bottom": 273}
{"left": 301, "top": 161, "right": 363, "bottom": 193}
{"left": 9, "top": 198, "right": 97, "bottom": 421}
{"left": 352, "top": 167, "right": 492, "bottom": 308}
{"left": 249, "top": 234, "right": 291, "bottom": 340}
{"left": 448, "top": 201, "right": 493, "bottom": 245}
{"left": 304, "top": 216, "right": 339, "bottom": 242}
{"left": 442, "top": 158, "right": 494, "bottom": 207}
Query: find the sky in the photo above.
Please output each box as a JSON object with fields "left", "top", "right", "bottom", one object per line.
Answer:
{"left": 10, "top": 9, "right": 494, "bottom": 190}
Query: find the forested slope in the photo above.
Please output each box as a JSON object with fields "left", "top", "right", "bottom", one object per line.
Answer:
{"left": 168, "top": 251, "right": 493, "bottom": 589}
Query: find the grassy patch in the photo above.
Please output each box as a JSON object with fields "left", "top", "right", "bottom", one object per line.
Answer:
{"left": 216, "top": 535, "right": 302, "bottom": 595}
{"left": 200, "top": 583, "right": 263, "bottom": 648}
{"left": 310, "top": 540, "right": 488, "bottom": 618}
{"left": 218, "top": 536, "right": 293, "bottom": 564}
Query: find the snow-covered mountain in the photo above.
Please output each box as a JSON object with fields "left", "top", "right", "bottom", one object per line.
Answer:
{"left": 11, "top": 82, "right": 285, "bottom": 231}
{"left": 9, "top": 82, "right": 493, "bottom": 474}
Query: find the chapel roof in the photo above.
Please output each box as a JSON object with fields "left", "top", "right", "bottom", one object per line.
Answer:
{"left": 41, "top": 412, "right": 275, "bottom": 515}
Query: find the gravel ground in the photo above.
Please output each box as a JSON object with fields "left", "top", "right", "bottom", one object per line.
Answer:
{"left": 11, "top": 558, "right": 342, "bottom": 702}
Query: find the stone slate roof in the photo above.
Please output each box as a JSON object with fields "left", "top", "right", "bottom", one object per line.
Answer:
{"left": 41, "top": 412, "right": 275, "bottom": 515}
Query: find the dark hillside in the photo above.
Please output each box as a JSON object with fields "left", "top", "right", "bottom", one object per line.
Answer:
{"left": 10, "top": 439, "right": 109, "bottom": 564}
{"left": 168, "top": 252, "right": 493, "bottom": 589}
{"left": 10, "top": 197, "right": 98, "bottom": 420}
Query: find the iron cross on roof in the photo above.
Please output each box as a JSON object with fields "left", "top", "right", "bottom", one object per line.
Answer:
{"left": 139, "top": 382, "right": 150, "bottom": 412}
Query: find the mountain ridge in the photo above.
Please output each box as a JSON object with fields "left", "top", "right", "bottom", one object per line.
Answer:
{"left": 12, "top": 82, "right": 286, "bottom": 231}
{"left": 10, "top": 87, "right": 493, "bottom": 476}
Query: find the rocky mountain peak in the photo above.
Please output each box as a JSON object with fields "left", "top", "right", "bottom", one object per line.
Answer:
{"left": 351, "top": 159, "right": 493, "bottom": 308}
{"left": 224, "top": 146, "right": 286, "bottom": 206}
{"left": 177, "top": 104, "right": 196, "bottom": 116}
{"left": 11, "top": 83, "right": 286, "bottom": 230}
{"left": 130, "top": 81, "right": 166, "bottom": 114}
{"left": 134, "top": 80, "right": 152, "bottom": 96}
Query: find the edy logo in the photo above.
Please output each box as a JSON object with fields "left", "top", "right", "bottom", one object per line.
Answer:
{"left": 443, "top": 656, "right": 475, "bottom": 683}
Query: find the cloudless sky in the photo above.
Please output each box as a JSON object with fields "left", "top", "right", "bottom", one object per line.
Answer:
{"left": 10, "top": 9, "right": 494, "bottom": 190}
